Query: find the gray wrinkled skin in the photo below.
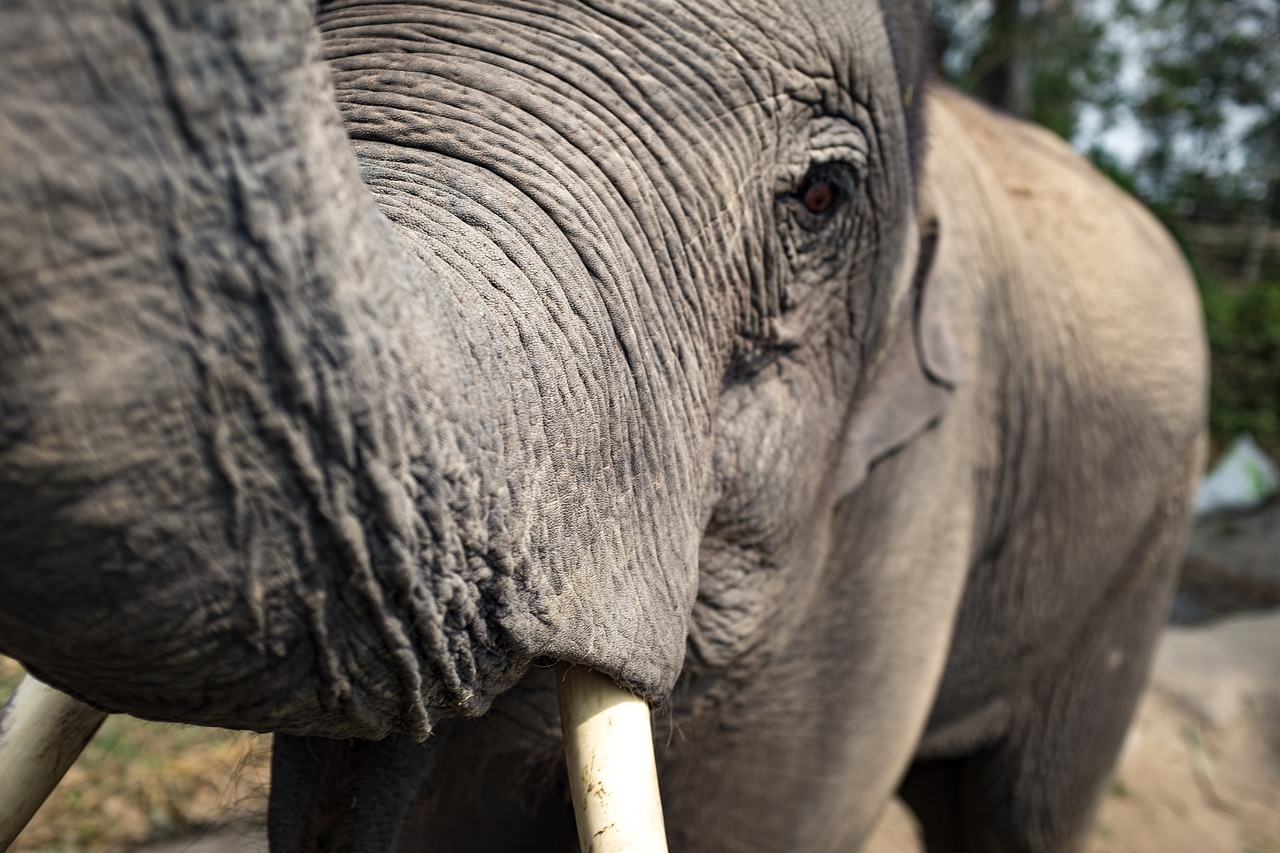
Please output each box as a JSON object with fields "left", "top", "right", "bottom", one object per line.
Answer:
{"left": 0, "top": 0, "right": 1206, "bottom": 851}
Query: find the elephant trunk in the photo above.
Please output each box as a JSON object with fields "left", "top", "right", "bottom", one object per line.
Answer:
{"left": 0, "top": 0, "right": 703, "bottom": 741}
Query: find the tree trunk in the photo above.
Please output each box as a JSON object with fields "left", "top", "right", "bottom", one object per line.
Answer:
{"left": 976, "top": 0, "right": 1033, "bottom": 119}
{"left": 1240, "top": 176, "right": 1277, "bottom": 285}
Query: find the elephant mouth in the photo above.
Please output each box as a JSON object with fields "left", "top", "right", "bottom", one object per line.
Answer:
{"left": 0, "top": 667, "right": 669, "bottom": 851}
{"left": 266, "top": 732, "right": 443, "bottom": 852}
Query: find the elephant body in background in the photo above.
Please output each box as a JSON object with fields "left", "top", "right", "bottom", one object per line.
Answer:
{"left": 0, "top": 1, "right": 1205, "bottom": 851}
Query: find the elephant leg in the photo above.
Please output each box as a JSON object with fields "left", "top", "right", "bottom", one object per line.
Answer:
{"left": 902, "top": 621, "right": 1161, "bottom": 853}
{"left": 897, "top": 757, "right": 978, "bottom": 853}
{"left": 902, "top": 489, "right": 1188, "bottom": 853}
{"left": 269, "top": 733, "right": 442, "bottom": 852}
{"left": 902, "top": 657, "right": 1145, "bottom": 853}
{"left": 394, "top": 749, "right": 578, "bottom": 853}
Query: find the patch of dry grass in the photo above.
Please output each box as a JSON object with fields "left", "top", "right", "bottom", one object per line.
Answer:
{"left": 1, "top": 657, "right": 270, "bottom": 852}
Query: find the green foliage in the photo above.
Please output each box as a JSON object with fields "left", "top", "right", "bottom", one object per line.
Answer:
{"left": 1197, "top": 270, "right": 1280, "bottom": 458}
{"left": 1132, "top": 0, "right": 1280, "bottom": 204}
{"left": 934, "top": 0, "right": 1124, "bottom": 139}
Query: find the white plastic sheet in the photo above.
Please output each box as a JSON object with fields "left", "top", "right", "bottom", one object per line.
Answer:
{"left": 1194, "top": 434, "right": 1280, "bottom": 515}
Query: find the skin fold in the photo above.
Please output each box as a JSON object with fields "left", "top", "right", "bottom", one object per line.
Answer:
{"left": 0, "top": 0, "right": 1205, "bottom": 851}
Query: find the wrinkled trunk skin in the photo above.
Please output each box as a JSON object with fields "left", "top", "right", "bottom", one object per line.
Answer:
{"left": 0, "top": 0, "right": 717, "bottom": 739}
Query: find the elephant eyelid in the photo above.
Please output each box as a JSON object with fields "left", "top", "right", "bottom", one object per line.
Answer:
{"left": 807, "top": 143, "right": 868, "bottom": 173}
{"left": 774, "top": 116, "right": 868, "bottom": 229}
{"left": 806, "top": 115, "right": 870, "bottom": 171}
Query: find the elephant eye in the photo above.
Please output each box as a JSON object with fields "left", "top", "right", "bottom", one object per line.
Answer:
{"left": 789, "top": 165, "right": 848, "bottom": 226}
{"left": 802, "top": 179, "right": 838, "bottom": 215}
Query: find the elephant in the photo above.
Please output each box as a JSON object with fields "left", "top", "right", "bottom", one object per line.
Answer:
{"left": 0, "top": 0, "right": 1207, "bottom": 850}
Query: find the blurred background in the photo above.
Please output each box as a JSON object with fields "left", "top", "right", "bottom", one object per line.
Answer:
{"left": 3, "top": 0, "right": 1278, "bottom": 850}
{"left": 934, "top": 0, "right": 1280, "bottom": 462}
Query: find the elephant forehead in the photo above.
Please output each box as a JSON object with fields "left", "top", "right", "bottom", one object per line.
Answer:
{"left": 318, "top": 0, "right": 898, "bottom": 128}
{"left": 317, "top": 0, "right": 912, "bottom": 341}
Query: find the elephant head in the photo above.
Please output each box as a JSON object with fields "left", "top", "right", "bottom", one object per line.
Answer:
{"left": 0, "top": 0, "right": 953, "bottom": 792}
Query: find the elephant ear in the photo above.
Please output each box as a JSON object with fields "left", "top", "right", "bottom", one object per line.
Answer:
{"left": 837, "top": 213, "right": 966, "bottom": 495}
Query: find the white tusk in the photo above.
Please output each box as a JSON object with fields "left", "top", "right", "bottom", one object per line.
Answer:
{"left": 557, "top": 664, "right": 668, "bottom": 853}
{"left": 0, "top": 675, "right": 107, "bottom": 851}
